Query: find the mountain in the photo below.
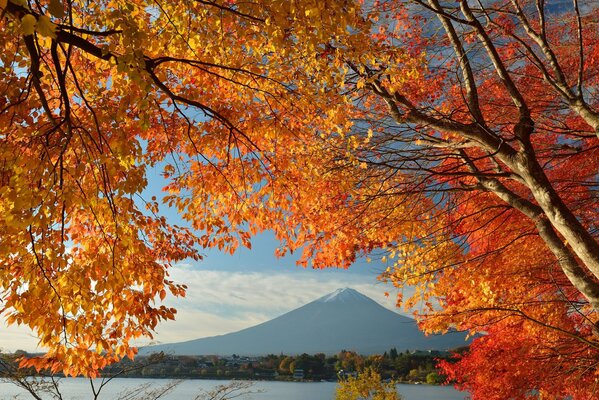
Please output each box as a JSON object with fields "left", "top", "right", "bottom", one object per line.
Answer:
{"left": 141, "top": 288, "right": 469, "bottom": 356}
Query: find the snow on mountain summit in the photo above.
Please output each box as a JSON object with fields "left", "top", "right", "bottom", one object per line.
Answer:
{"left": 317, "top": 287, "right": 369, "bottom": 303}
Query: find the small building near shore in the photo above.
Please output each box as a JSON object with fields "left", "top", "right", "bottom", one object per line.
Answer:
{"left": 293, "top": 369, "right": 305, "bottom": 379}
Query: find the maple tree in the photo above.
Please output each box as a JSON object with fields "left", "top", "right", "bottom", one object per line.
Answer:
{"left": 312, "top": 1, "right": 598, "bottom": 399}
{"left": 331, "top": 2, "right": 599, "bottom": 399}
{"left": 0, "top": 0, "right": 598, "bottom": 398}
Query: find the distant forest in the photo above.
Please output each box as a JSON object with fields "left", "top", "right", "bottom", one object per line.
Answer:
{"left": 2, "top": 348, "right": 467, "bottom": 385}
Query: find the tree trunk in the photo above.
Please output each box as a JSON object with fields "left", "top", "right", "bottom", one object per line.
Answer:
{"left": 480, "top": 176, "right": 599, "bottom": 311}
{"left": 514, "top": 153, "right": 599, "bottom": 281}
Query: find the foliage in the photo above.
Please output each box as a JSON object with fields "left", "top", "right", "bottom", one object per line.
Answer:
{"left": 335, "top": 368, "right": 401, "bottom": 400}
{"left": 425, "top": 372, "right": 442, "bottom": 385}
{"left": 1, "top": 352, "right": 61, "bottom": 400}
{"left": 0, "top": 0, "right": 372, "bottom": 376}
{"left": 319, "top": 2, "right": 599, "bottom": 398}
{"left": 1, "top": 0, "right": 598, "bottom": 397}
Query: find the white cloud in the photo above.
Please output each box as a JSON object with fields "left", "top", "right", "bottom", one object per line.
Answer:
{"left": 0, "top": 323, "right": 42, "bottom": 353}
{"left": 165, "top": 267, "right": 400, "bottom": 314}
{"left": 136, "top": 308, "right": 270, "bottom": 347}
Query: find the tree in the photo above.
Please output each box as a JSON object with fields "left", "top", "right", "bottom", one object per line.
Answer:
{"left": 310, "top": 1, "right": 599, "bottom": 398}
{"left": 335, "top": 367, "right": 402, "bottom": 400}
{"left": 1, "top": 0, "right": 598, "bottom": 397}
{"left": 425, "top": 371, "right": 442, "bottom": 385}
{"left": 278, "top": 356, "right": 294, "bottom": 375}
{"left": 0, "top": 0, "right": 369, "bottom": 376}
{"left": 337, "top": 351, "right": 365, "bottom": 373}
{"left": 290, "top": 353, "right": 326, "bottom": 378}
{"left": 1, "top": 352, "right": 62, "bottom": 400}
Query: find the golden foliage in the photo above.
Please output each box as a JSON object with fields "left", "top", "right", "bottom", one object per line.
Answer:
{"left": 336, "top": 368, "right": 402, "bottom": 400}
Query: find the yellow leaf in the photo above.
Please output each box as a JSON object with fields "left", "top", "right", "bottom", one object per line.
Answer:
{"left": 37, "top": 15, "right": 57, "bottom": 39}
{"left": 305, "top": 7, "right": 318, "bottom": 17}
{"left": 21, "top": 14, "right": 37, "bottom": 36}
{"left": 0, "top": 0, "right": 7, "bottom": 11}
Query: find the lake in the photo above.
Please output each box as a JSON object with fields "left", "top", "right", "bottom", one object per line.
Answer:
{"left": 0, "top": 378, "right": 467, "bottom": 399}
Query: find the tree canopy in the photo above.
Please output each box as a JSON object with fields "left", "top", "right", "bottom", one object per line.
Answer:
{"left": 1, "top": 0, "right": 597, "bottom": 397}
{"left": 335, "top": 368, "right": 402, "bottom": 400}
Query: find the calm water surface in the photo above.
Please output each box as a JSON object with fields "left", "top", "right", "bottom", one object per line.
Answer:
{"left": 0, "top": 378, "right": 466, "bottom": 399}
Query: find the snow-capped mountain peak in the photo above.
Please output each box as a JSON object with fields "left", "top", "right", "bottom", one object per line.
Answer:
{"left": 317, "top": 287, "right": 368, "bottom": 303}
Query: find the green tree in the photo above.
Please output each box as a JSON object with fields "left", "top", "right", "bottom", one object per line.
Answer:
{"left": 426, "top": 372, "right": 443, "bottom": 385}
{"left": 407, "top": 369, "right": 419, "bottom": 382}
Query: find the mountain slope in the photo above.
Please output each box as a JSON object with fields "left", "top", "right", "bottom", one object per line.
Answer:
{"left": 142, "top": 288, "right": 469, "bottom": 355}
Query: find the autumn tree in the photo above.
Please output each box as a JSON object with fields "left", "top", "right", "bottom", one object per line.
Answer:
{"left": 332, "top": 1, "right": 598, "bottom": 398}
{"left": 1, "top": 0, "right": 598, "bottom": 398}
{"left": 0, "top": 0, "right": 374, "bottom": 376}
{"left": 299, "top": 0, "right": 599, "bottom": 398}
{"left": 335, "top": 368, "right": 402, "bottom": 400}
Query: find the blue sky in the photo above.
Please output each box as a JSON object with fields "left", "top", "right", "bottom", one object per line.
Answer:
{"left": 0, "top": 166, "right": 406, "bottom": 353}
